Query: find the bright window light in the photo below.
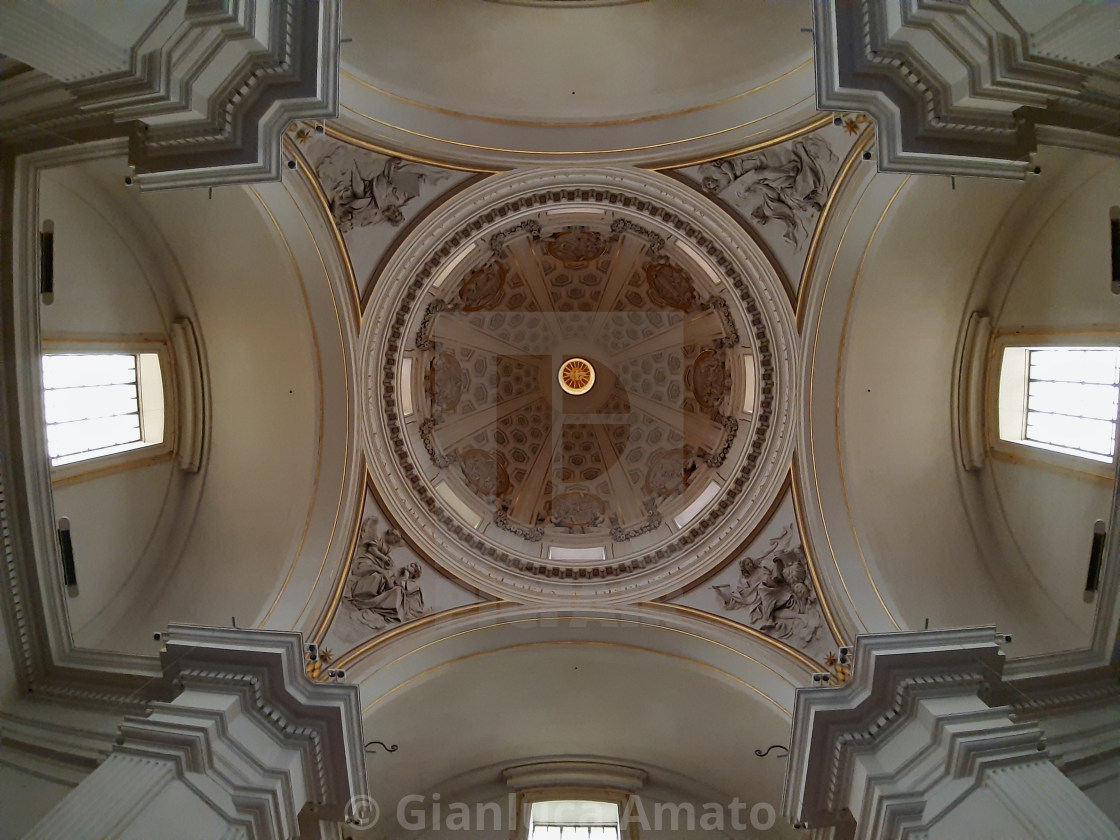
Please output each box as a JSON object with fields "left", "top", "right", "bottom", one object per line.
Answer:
{"left": 529, "top": 801, "right": 620, "bottom": 840}
{"left": 43, "top": 353, "right": 165, "bottom": 467}
{"left": 999, "top": 346, "right": 1120, "bottom": 463}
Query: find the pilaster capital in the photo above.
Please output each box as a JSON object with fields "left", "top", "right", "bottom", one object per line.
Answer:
{"left": 782, "top": 627, "right": 1041, "bottom": 831}
{"left": 153, "top": 625, "right": 367, "bottom": 822}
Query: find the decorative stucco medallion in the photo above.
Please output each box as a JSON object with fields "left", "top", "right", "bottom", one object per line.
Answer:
{"left": 546, "top": 229, "right": 607, "bottom": 265}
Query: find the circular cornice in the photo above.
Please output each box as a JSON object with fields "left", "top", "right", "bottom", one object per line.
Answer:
{"left": 360, "top": 167, "right": 797, "bottom": 602}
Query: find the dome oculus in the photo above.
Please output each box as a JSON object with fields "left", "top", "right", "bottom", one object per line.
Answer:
{"left": 559, "top": 358, "right": 596, "bottom": 395}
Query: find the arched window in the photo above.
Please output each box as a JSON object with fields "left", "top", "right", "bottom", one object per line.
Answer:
{"left": 528, "top": 800, "right": 621, "bottom": 840}
{"left": 998, "top": 345, "right": 1120, "bottom": 463}
{"left": 42, "top": 351, "right": 166, "bottom": 468}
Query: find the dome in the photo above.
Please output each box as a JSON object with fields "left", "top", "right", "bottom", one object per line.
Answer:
{"left": 361, "top": 166, "right": 797, "bottom": 601}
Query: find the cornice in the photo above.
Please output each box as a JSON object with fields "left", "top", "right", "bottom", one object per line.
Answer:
{"left": 812, "top": 0, "right": 1120, "bottom": 179}
{"left": 0, "top": 0, "right": 341, "bottom": 190}
{"left": 503, "top": 759, "right": 648, "bottom": 793}
{"left": 782, "top": 626, "right": 1012, "bottom": 828}
{"left": 24, "top": 626, "right": 367, "bottom": 840}
{"left": 782, "top": 626, "right": 1120, "bottom": 836}
{"left": 159, "top": 624, "right": 367, "bottom": 819}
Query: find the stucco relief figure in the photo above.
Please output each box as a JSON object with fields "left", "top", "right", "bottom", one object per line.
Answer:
{"left": 644, "top": 447, "right": 696, "bottom": 498}
{"left": 345, "top": 517, "right": 428, "bottom": 631}
{"left": 713, "top": 554, "right": 768, "bottom": 615}
{"left": 460, "top": 449, "right": 511, "bottom": 498}
{"left": 687, "top": 349, "right": 730, "bottom": 410}
{"left": 546, "top": 229, "right": 606, "bottom": 264}
{"left": 458, "top": 262, "right": 507, "bottom": 311}
{"left": 697, "top": 135, "right": 837, "bottom": 248}
{"left": 645, "top": 260, "right": 698, "bottom": 311}
{"left": 712, "top": 525, "right": 823, "bottom": 648}
{"left": 428, "top": 352, "right": 465, "bottom": 415}
{"left": 549, "top": 490, "right": 606, "bottom": 532}
{"left": 316, "top": 149, "right": 449, "bottom": 232}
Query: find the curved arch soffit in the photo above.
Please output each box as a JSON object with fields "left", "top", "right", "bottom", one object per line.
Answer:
{"left": 324, "top": 113, "right": 835, "bottom": 175}
{"left": 794, "top": 151, "right": 910, "bottom": 643}
{"left": 333, "top": 42, "right": 823, "bottom": 171}
{"left": 246, "top": 159, "right": 366, "bottom": 637}
{"left": 333, "top": 602, "right": 817, "bottom": 720}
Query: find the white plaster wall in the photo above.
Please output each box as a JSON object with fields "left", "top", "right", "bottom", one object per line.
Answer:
{"left": 993, "top": 152, "right": 1120, "bottom": 331}
{"left": 984, "top": 460, "right": 1104, "bottom": 641}
{"left": 54, "top": 466, "right": 175, "bottom": 640}
{"left": 341, "top": 0, "right": 810, "bottom": 123}
{"left": 39, "top": 172, "right": 165, "bottom": 335}
{"left": 33, "top": 158, "right": 329, "bottom": 655}
{"left": 980, "top": 149, "right": 1120, "bottom": 651}
{"left": 1083, "top": 775, "right": 1120, "bottom": 827}
{"left": 351, "top": 641, "right": 798, "bottom": 840}
{"left": 838, "top": 174, "right": 1046, "bottom": 643}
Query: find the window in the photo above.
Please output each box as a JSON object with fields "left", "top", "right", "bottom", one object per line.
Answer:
{"left": 528, "top": 801, "right": 620, "bottom": 840}
{"left": 42, "top": 352, "right": 165, "bottom": 467}
{"left": 998, "top": 346, "right": 1120, "bottom": 463}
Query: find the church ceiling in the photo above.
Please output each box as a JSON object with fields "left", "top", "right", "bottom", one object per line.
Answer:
{"left": 359, "top": 167, "right": 798, "bottom": 606}
{"left": 286, "top": 124, "right": 476, "bottom": 303}
{"left": 669, "top": 489, "right": 833, "bottom": 665}
{"left": 291, "top": 125, "right": 858, "bottom": 674}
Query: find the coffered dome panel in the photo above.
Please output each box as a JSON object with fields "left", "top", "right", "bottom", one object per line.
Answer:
{"left": 361, "top": 167, "right": 796, "bottom": 602}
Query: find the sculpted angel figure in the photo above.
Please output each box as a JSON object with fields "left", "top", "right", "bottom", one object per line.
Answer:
{"left": 760, "top": 548, "right": 821, "bottom": 647}
{"left": 345, "top": 518, "right": 428, "bottom": 629}
{"left": 697, "top": 135, "right": 837, "bottom": 248}
{"left": 712, "top": 525, "right": 823, "bottom": 648}
{"left": 316, "top": 148, "right": 449, "bottom": 233}
{"left": 712, "top": 554, "right": 768, "bottom": 616}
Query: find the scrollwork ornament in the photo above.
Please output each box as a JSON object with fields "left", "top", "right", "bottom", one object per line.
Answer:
{"left": 418, "top": 417, "right": 450, "bottom": 468}
{"left": 702, "top": 296, "right": 741, "bottom": 349}
{"left": 609, "top": 217, "right": 664, "bottom": 253}
{"left": 414, "top": 299, "right": 449, "bottom": 351}
{"left": 703, "top": 416, "right": 740, "bottom": 468}
{"left": 494, "top": 508, "right": 544, "bottom": 542}
{"left": 610, "top": 498, "right": 663, "bottom": 542}
{"left": 546, "top": 228, "right": 606, "bottom": 264}
{"left": 489, "top": 219, "right": 542, "bottom": 254}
